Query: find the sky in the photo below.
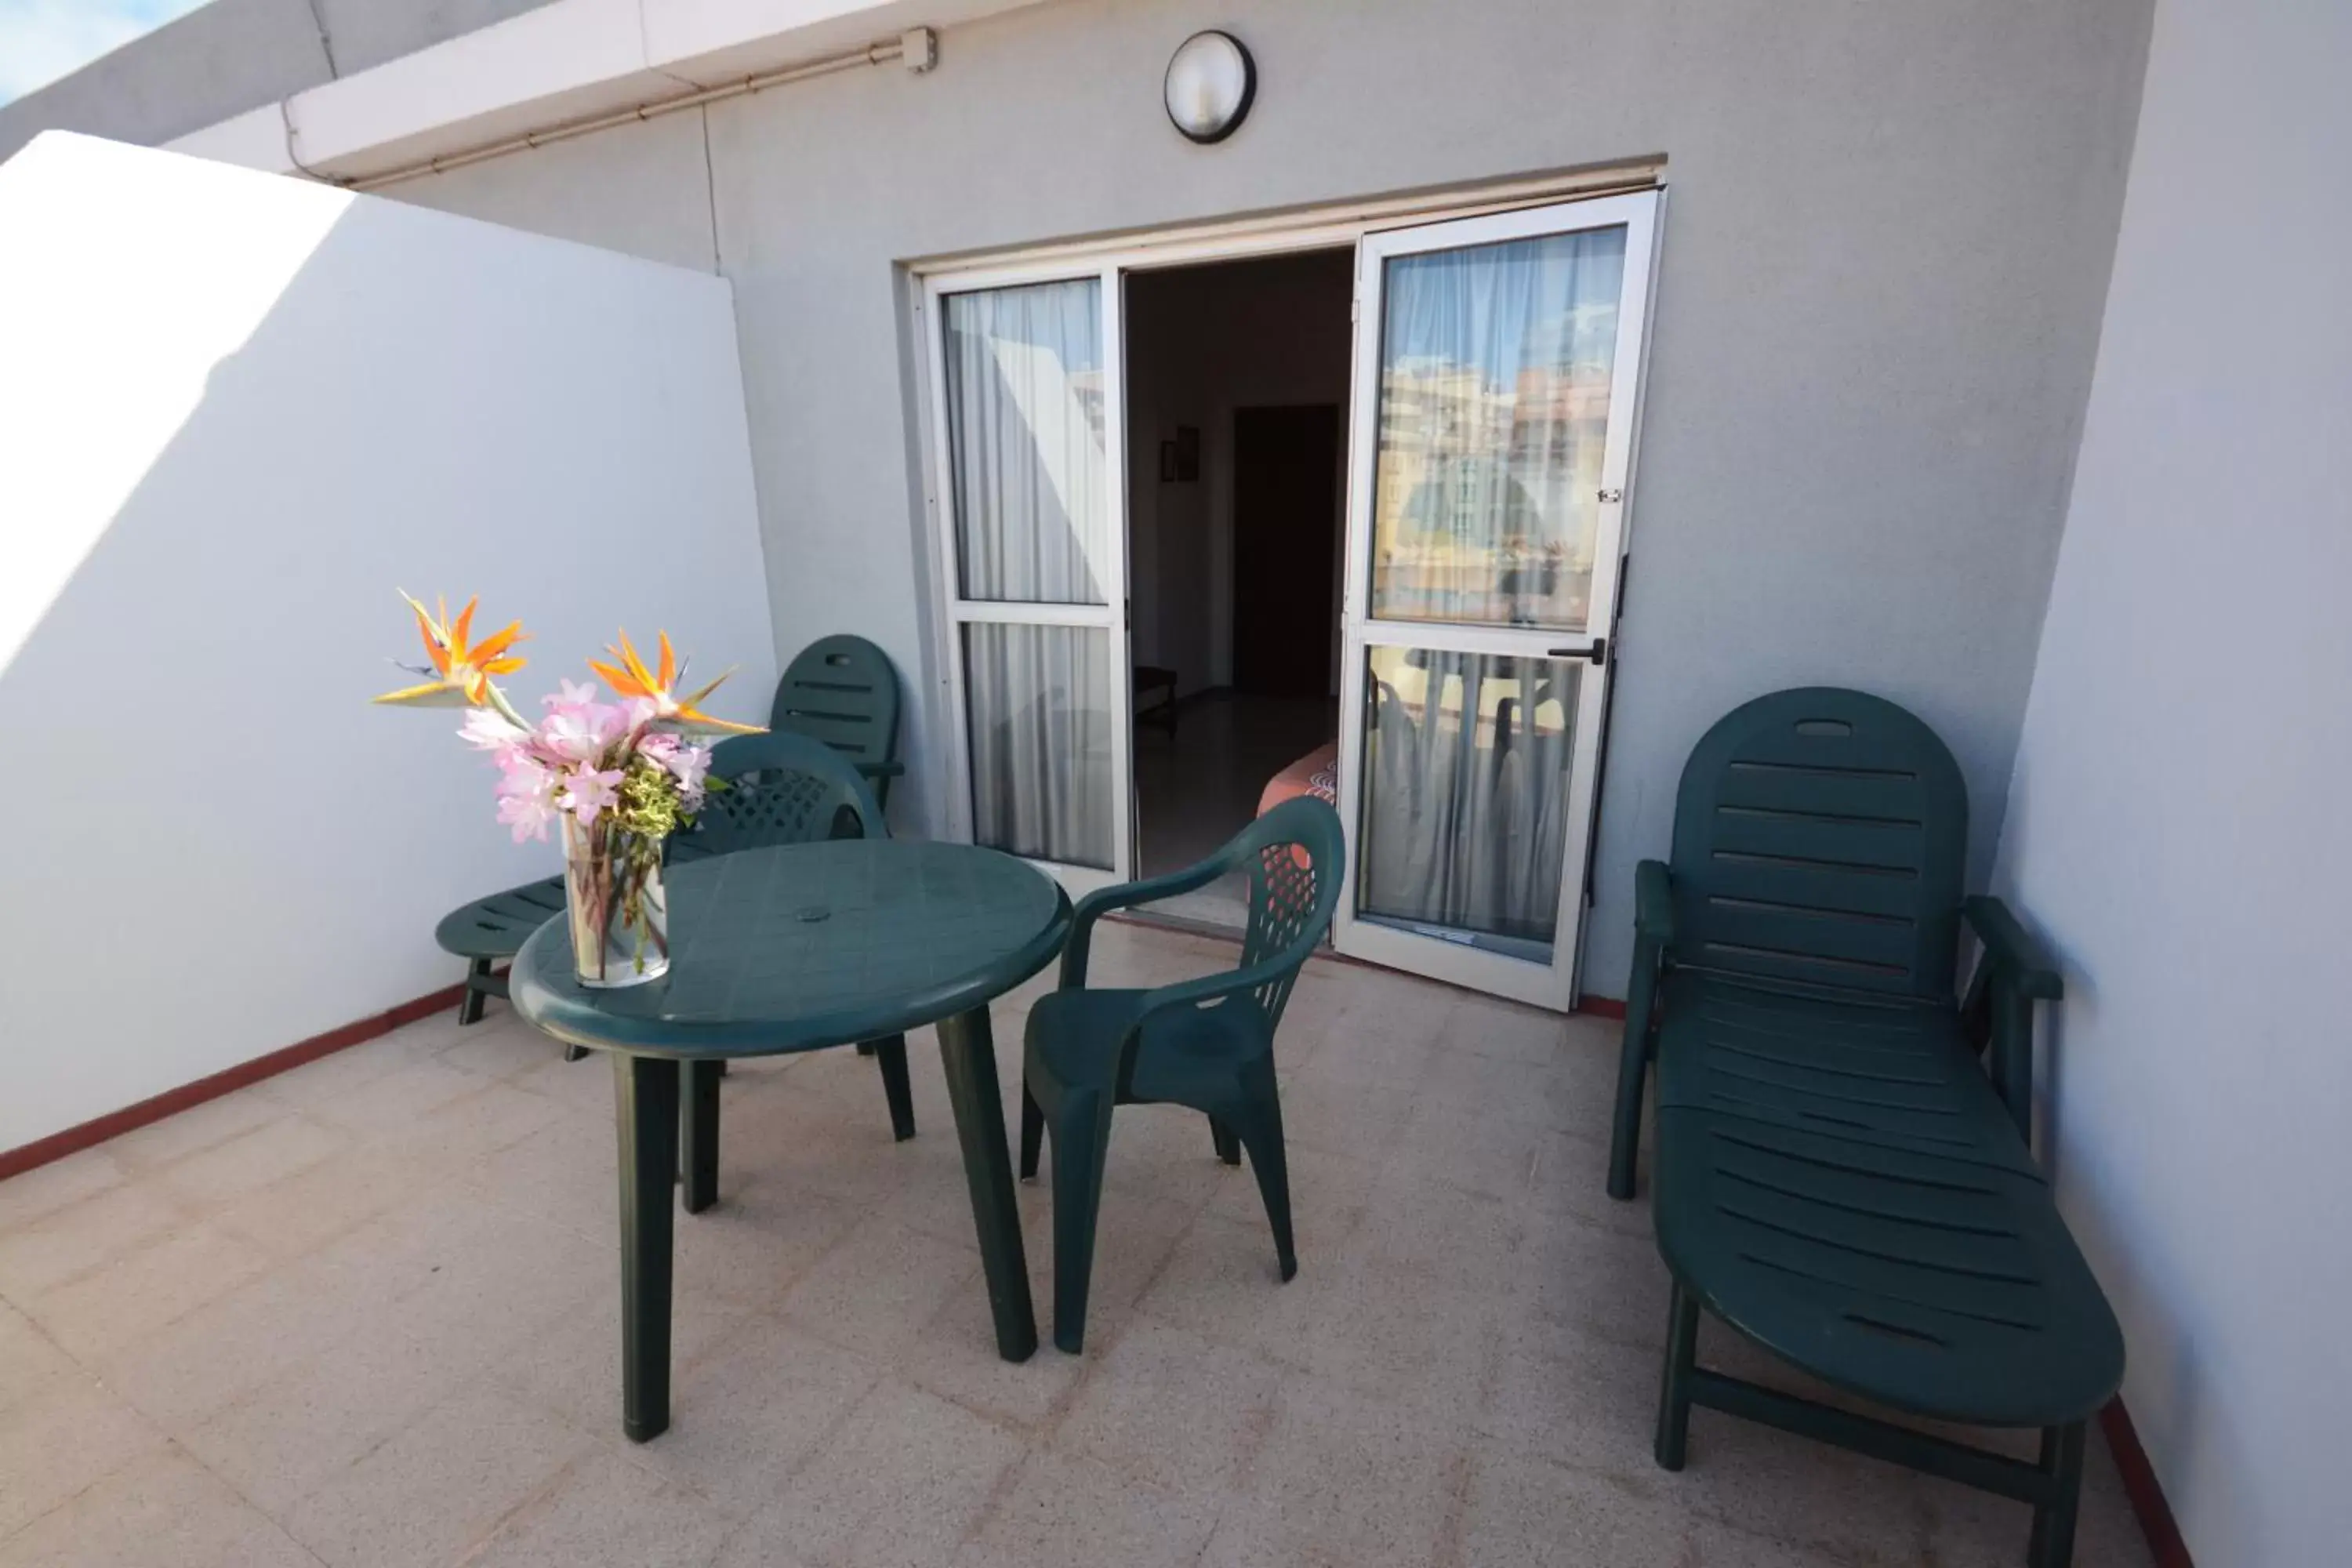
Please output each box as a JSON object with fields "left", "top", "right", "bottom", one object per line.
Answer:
{"left": 0, "top": 0, "right": 209, "bottom": 105}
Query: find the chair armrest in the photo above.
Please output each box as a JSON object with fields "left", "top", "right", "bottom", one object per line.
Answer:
{"left": 1963, "top": 897, "right": 2062, "bottom": 1000}
{"left": 1060, "top": 860, "right": 1235, "bottom": 987}
{"left": 1635, "top": 859, "right": 1675, "bottom": 944}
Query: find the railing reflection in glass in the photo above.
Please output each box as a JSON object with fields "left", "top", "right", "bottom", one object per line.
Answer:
{"left": 1356, "top": 646, "right": 1579, "bottom": 956}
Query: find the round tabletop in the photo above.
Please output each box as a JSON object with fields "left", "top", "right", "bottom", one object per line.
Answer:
{"left": 510, "top": 840, "right": 1071, "bottom": 1058}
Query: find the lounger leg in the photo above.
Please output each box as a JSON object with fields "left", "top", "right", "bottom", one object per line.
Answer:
{"left": 1607, "top": 953, "right": 1660, "bottom": 1200}
{"left": 872, "top": 1034, "right": 916, "bottom": 1142}
{"left": 2029, "top": 1421, "right": 2085, "bottom": 1568}
{"left": 1019, "top": 1084, "right": 1044, "bottom": 1181}
{"left": 459, "top": 959, "right": 492, "bottom": 1025}
{"left": 1210, "top": 1116, "right": 1242, "bottom": 1167}
{"left": 564, "top": 1044, "right": 589, "bottom": 1063}
{"left": 1655, "top": 1282, "right": 1700, "bottom": 1471}
{"left": 856, "top": 1041, "right": 877, "bottom": 1058}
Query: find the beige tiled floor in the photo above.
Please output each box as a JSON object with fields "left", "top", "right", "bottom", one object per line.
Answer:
{"left": 0, "top": 924, "right": 2151, "bottom": 1567}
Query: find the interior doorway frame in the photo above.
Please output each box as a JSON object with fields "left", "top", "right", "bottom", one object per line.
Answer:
{"left": 908, "top": 162, "right": 1664, "bottom": 977}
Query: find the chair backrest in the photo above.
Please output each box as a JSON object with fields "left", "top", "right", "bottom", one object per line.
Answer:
{"left": 672, "top": 731, "right": 884, "bottom": 860}
{"left": 1218, "top": 797, "right": 1347, "bottom": 1029}
{"left": 771, "top": 634, "right": 902, "bottom": 804}
{"left": 1668, "top": 688, "right": 1966, "bottom": 1000}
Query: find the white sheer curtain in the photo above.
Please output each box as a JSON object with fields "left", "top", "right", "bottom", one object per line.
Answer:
{"left": 943, "top": 278, "right": 1108, "bottom": 604}
{"left": 942, "top": 278, "right": 1114, "bottom": 867}
{"left": 1359, "top": 650, "right": 1576, "bottom": 949}
{"left": 1370, "top": 227, "right": 1625, "bottom": 631}
{"left": 963, "top": 624, "right": 1113, "bottom": 869}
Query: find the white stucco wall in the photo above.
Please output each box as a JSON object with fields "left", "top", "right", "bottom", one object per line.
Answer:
{"left": 387, "top": 0, "right": 2154, "bottom": 998}
{"left": 0, "top": 133, "right": 772, "bottom": 1156}
{"left": 1990, "top": 2, "right": 2352, "bottom": 1561}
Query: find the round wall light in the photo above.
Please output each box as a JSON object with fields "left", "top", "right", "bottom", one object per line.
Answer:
{"left": 1163, "top": 31, "right": 1255, "bottom": 144}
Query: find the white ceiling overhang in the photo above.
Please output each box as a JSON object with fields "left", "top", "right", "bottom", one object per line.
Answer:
{"left": 168, "top": 0, "right": 1042, "bottom": 183}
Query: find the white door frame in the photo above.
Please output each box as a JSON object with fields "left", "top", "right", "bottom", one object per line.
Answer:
{"left": 1331, "top": 191, "right": 1664, "bottom": 1009}
{"left": 909, "top": 173, "right": 1664, "bottom": 956}
{"left": 920, "top": 258, "right": 1134, "bottom": 896}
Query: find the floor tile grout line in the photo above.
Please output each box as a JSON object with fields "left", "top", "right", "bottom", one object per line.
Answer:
{"left": 161, "top": 1431, "right": 337, "bottom": 1568}
{"left": 455, "top": 1446, "right": 611, "bottom": 1564}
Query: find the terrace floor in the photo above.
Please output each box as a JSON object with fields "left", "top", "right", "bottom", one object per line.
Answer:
{"left": 0, "top": 922, "right": 2151, "bottom": 1567}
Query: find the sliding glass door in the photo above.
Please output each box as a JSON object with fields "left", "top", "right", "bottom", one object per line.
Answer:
{"left": 1334, "top": 193, "right": 1661, "bottom": 1007}
{"left": 926, "top": 266, "right": 1133, "bottom": 892}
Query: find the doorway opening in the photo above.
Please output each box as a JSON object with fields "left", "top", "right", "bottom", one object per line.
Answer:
{"left": 1124, "top": 248, "right": 1353, "bottom": 928}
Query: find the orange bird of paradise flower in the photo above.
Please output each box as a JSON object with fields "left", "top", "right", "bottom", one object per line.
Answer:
{"left": 373, "top": 592, "right": 529, "bottom": 712}
{"left": 589, "top": 630, "right": 764, "bottom": 735}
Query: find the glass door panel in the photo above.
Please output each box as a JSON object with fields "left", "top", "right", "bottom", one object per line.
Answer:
{"left": 942, "top": 279, "right": 1112, "bottom": 605}
{"left": 1335, "top": 193, "right": 1660, "bottom": 1008}
{"left": 1370, "top": 227, "right": 1627, "bottom": 631}
{"left": 927, "top": 266, "right": 1131, "bottom": 891}
{"left": 962, "top": 622, "right": 1116, "bottom": 869}
{"left": 1357, "top": 647, "right": 1581, "bottom": 960}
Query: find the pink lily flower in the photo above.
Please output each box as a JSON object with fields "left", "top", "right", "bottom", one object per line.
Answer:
{"left": 539, "top": 702, "right": 626, "bottom": 764}
{"left": 495, "top": 750, "right": 554, "bottom": 797}
{"left": 495, "top": 780, "right": 558, "bottom": 842}
{"left": 556, "top": 763, "right": 624, "bottom": 826}
{"left": 668, "top": 743, "right": 713, "bottom": 797}
{"left": 458, "top": 706, "right": 529, "bottom": 753}
{"left": 543, "top": 678, "right": 602, "bottom": 713}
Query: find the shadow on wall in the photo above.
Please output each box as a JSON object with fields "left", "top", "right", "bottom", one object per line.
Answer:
{"left": 0, "top": 134, "right": 771, "bottom": 1155}
{"left": 1991, "top": 748, "right": 2246, "bottom": 1561}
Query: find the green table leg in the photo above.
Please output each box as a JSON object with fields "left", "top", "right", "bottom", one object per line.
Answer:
{"left": 615, "top": 1053, "right": 679, "bottom": 1442}
{"left": 935, "top": 1007, "right": 1038, "bottom": 1363}
{"left": 682, "top": 1060, "right": 720, "bottom": 1214}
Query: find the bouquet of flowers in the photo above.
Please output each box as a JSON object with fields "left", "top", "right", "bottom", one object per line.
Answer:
{"left": 375, "top": 593, "right": 760, "bottom": 987}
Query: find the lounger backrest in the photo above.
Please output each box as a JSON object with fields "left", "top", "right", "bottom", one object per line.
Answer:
{"left": 771, "top": 633, "right": 902, "bottom": 797}
{"left": 1668, "top": 688, "right": 1966, "bottom": 1000}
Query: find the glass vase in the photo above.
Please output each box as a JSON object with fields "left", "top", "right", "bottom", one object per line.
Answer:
{"left": 561, "top": 815, "right": 670, "bottom": 988}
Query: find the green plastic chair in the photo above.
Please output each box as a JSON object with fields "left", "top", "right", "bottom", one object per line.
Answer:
{"left": 1017, "top": 797, "right": 1345, "bottom": 1353}
{"left": 664, "top": 731, "right": 916, "bottom": 1139}
{"left": 771, "top": 634, "right": 906, "bottom": 809}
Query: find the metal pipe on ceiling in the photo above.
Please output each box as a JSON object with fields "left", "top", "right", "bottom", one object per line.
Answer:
{"left": 345, "top": 27, "right": 936, "bottom": 193}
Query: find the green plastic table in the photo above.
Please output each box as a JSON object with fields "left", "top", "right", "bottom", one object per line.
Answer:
{"left": 509, "top": 839, "right": 1071, "bottom": 1442}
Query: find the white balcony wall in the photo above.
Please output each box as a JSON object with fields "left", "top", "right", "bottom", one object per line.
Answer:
{"left": 1991, "top": 1, "right": 2352, "bottom": 1561}
{"left": 0, "top": 133, "right": 772, "bottom": 1156}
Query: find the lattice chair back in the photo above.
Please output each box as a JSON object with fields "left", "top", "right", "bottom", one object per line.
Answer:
{"left": 670, "top": 731, "right": 884, "bottom": 862}
{"left": 1227, "top": 797, "right": 1346, "bottom": 1029}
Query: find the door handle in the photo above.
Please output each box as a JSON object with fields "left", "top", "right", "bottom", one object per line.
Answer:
{"left": 1548, "top": 638, "right": 1607, "bottom": 666}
